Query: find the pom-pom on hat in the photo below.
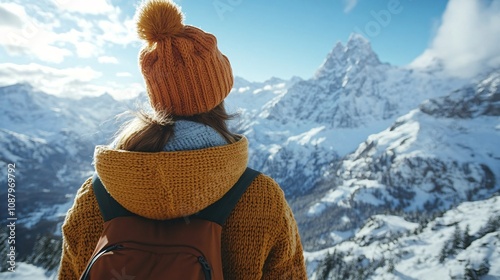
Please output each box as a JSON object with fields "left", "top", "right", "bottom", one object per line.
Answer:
{"left": 136, "top": 0, "right": 233, "bottom": 116}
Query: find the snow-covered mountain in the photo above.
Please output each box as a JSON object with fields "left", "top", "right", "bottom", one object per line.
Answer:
{"left": 262, "top": 35, "right": 465, "bottom": 131}
{"left": 1, "top": 33, "right": 499, "bottom": 278}
{"left": 227, "top": 34, "right": 467, "bottom": 197}
{"left": 306, "top": 195, "right": 500, "bottom": 279}
{"left": 298, "top": 71, "right": 499, "bottom": 243}
{"left": 0, "top": 83, "right": 133, "bottom": 263}
{"left": 0, "top": 83, "right": 122, "bottom": 141}
{"left": 301, "top": 71, "right": 500, "bottom": 278}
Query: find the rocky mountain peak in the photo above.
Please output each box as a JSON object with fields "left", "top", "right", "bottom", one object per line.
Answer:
{"left": 1, "top": 82, "right": 37, "bottom": 100}
{"left": 315, "top": 33, "right": 381, "bottom": 80}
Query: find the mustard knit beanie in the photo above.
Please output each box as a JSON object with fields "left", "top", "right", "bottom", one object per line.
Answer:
{"left": 136, "top": 0, "right": 233, "bottom": 116}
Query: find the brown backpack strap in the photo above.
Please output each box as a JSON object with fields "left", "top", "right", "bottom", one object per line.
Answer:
{"left": 92, "top": 168, "right": 260, "bottom": 225}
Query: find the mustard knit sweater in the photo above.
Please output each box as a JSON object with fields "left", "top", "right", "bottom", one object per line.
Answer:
{"left": 58, "top": 136, "right": 307, "bottom": 279}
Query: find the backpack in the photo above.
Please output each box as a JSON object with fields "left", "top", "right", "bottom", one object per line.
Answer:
{"left": 80, "top": 168, "right": 260, "bottom": 280}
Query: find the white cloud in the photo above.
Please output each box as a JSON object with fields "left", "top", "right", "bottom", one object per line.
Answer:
{"left": 0, "top": 2, "right": 138, "bottom": 63}
{"left": 75, "top": 41, "right": 99, "bottom": 58}
{"left": 0, "top": 2, "right": 144, "bottom": 99}
{"left": 411, "top": 0, "right": 500, "bottom": 78}
{"left": 0, "top": 63, "right": 101, "bottom": 97}
{"left": 98, "top": 56, "right": 119, "bottom": 64}
{"left": 30, "top": 44, "right": 73, "bottom": 63}
{"left": 100, "top": 82, "right": 145, "bottom": 100}
{"left": 116, "top": 72, "right": 132, "bottom": 77}
{"left": 54, "top": 0, "right": 139, "bottom": 46}
{"left": 51, "top": 0, "right": 116, "bottom": 15}
{"left": 97, "top": 17, "right": 139, "bottom": 46}
{"left": 343, "top": 0, "right": 358, "bottom": 13}
{"left": 0, "top": 63, "right": 143, "bottom": 100}
{"left": 56, "top": 23, "right": 103, "bottom": 58}
{"left": 0, "top": 4, "right": 24, "bottom": 27}
{"left": 0, "top": 2, "right": 73, "bottom": 63}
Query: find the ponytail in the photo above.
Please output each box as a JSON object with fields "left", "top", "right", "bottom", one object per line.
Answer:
{"left": 113, "top": 109, "right": 174, "bottom": 152}
{"left": 112, "top": 102, "right": 238, "bottom": 153}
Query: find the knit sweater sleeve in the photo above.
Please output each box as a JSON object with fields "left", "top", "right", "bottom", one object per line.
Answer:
{"left": 221, "top": 174, "right": 307, "bottom": 279}
{"left": 58, "top": 177, "right": 103, "bottom": 280}
{"left": 262, "top": 184, "right": 307, "bottom": 280}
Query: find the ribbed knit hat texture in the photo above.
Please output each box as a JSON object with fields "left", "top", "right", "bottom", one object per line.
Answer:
{"left": 137, "top": 0, "right": 233, "bottom": 116}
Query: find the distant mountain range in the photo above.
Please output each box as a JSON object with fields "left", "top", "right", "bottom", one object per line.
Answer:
{"left": 297, "top": 71, "right": 499, "bottom": 248}
{"left": 0, "top": 34, "right": 498, "bottom": 279}
{"left": 226, "top": 34, "right": 471, "bottom": 199}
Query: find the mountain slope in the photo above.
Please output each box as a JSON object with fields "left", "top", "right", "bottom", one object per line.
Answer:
{"left": 0, "top": 83, "right": 131, "bottom": 261}
{"left": 227, "top": 34, "right": 466, "bottom": 197}
{"left": 265, "top": 35, "right": 464, "bottom": 130}
{"left": 300, "top": 71, "right": 500, "bottom": 278}
{"left": 1, "top": 34, "right": 498, "bottom": 278}
{"left": 306, "top": 195, "right": 500, "bottom": 280}
{"left": 296, "top": 71, "right": 500, "bottom": 251}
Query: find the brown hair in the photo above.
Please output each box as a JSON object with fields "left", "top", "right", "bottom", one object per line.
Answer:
{"left": 113, "top": 102, "right": 238, "bottom": 153}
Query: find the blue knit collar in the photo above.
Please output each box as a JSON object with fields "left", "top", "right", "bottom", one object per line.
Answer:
{"left": 163, "top": 120, "right": 228, "bottom": 152}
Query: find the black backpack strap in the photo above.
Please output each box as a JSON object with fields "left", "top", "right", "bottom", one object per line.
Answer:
{"left": 197, "top": 168, "right": 260, "bottom": 226}
{"left": 92, "top": 173, "right": 135, "bottom": 222}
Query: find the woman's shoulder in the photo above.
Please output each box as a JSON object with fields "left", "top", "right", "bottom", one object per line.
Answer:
{"left": 232, "top": 172, "right": 290, "bottom": 221}
{"left": 248, "top": 172, "right": 285, "bottom": 198}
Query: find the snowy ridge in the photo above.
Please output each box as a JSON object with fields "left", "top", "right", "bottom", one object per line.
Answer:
{"left": 0, "top": 83, "right": 125, "bottom": 142}
{"left": 225, "top": 34, "right": 467, "bottom": 197}
{"left": 299, "top": 72, "right": 499, "bottom": 248}
{"left": 0, "top": 262, "right": 53, "bottom": 279}
{"left": 301, "top": 71, "right": 500, "bottom": 279}
{"left": 0, "top": 84, "right": 130, "bottom": 232}
{"left": 267, "top": 34, "right": 464, "bottom": 129}
{"left": 306, "top": 196, "right": 500, "bottom": 279}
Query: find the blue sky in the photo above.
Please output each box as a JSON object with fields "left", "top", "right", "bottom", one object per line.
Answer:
{"left": 179, "top": 0, "right": 447, "bottom": 81}
{"left": 0, "top": 0, "right": 499, "bottom": 99}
